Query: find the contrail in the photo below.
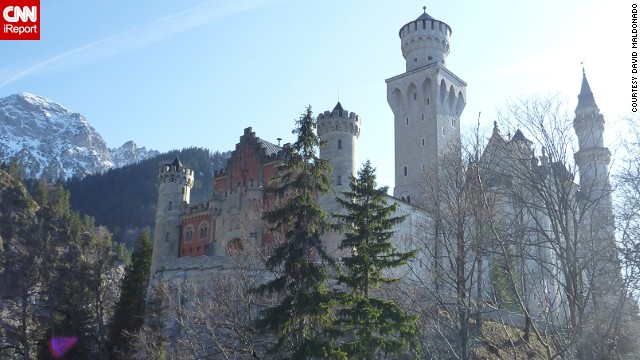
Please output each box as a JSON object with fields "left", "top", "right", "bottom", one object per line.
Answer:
{"left": 0, "top": 0, "right": 282, "bottom": 88}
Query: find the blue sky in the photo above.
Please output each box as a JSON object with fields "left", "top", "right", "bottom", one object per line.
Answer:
{"left": 0, "top": 0, "right": 634, "bottom": 188}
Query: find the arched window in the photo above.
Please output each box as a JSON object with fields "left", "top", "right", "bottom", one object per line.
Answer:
{"left": 184, "top": 226, "right": 194, "bottom": 243}
{"left": 198, "top": 222, "right": 208, "bottom": 239}
{"left": 168, "top": 201, "right": 173, "bottom": 210}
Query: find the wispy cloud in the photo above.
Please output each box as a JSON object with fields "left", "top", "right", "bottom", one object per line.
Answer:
{"left": 0, "top": 0, "right": 282, "bottom": 88}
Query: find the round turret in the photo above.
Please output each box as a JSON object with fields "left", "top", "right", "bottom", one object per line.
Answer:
{"left": 317, "top": 102, "right": 361, "bottom": 254}
{"left": 399, "top": 7, "right": 452, "bottom": 71}
{"left": 317, "top": 102, "right": 361, "bottom": 191}
{"left": 151, "top": 158, "right": 194, "bottom": 274}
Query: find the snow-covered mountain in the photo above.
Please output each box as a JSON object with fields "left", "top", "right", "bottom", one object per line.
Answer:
{"left": 0, "top": 93, "right": 159, "bottom": 180}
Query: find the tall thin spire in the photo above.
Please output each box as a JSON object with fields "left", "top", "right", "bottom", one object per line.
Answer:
{"left": 576, "top": 68, "right": 598, "bottom": 113}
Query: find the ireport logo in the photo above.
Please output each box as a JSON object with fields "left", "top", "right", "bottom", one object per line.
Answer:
{"left": 1, "top": 0, "right": 39, "bottom": 40}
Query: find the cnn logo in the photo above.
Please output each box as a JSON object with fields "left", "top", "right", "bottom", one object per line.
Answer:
{"left": 1, "top": 0, "right": 40, "bottom": 40}
{"left": 3, "top": 6, "right": 37, "bottom": 22}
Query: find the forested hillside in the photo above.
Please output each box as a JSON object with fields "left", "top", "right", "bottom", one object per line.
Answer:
{"left": 64, "top": 148, "right": 229, "bottom": 245}
{"left": 0, "top": 165, "right": 127, "bottom": 359}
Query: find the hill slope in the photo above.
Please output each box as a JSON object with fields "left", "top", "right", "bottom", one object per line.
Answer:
{"left": 64, "top": 148, "right": 229, "bottom": 245}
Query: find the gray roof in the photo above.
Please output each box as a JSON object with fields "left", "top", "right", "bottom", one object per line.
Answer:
{"left": 511, "top": 129, "right": 530, "bottom": 142}
{"left": 258, "top": 138, "right": 281, "bottom": 156}
{"left": 576, "top": 72, "right": 598, "bottom": 111}
{"left": 416, "top": 7, "right": 434, "bottom": 21}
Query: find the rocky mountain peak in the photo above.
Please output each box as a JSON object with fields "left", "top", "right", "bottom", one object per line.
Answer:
{"left": 0, "top": 93, "right": 158, "bottom": 180}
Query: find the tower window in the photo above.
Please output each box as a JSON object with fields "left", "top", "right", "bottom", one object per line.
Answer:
{"left": 414, "top": 92, "right": 417, "bottom": 100}
{"left": 427, "top": 98, "right": 430, "bottom": 105}
{"left": 422, "top": 138, "right": 425, "bottom": 146}
{"left": 404, "top": 166, "right": 408, "bottom": 176}
{"left": 406, "top": 117, "right": 409, "bottom": 126}
{"left": 168, "top": 201, "right": 172, "bottom": 210}
{"left": 442, "top": 127, "right": 445, "bottom": 136}
{"left": 428, "top": 56, "right": 433, "bottom": 61}
{"left": 422, "top": 113, "right": 424, "bottom": 121}
{"left": 337, "top": 175, "right": 342, "bottom": 186}
{"left": 451, "top": 118, "right": 456, "bottom": 127}
{"left": 165, "top": 232, "right": 170, "bottom": 242}
{"left": 184, "top": 229, "right": 193, "bottom": 243}
{"left": 199, "top": 226, "right": 208, "bottom": 239}
{"left": 338, "top": 139, "right": 342, "bottom": 149}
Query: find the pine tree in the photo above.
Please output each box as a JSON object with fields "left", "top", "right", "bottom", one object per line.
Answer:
{"left": 108, "top": 229, "right": 153, "bottom": 358}
{"left": 334, "top": 160, "right": 419, "bottom": 359}
{"left": 254, "top": 106, "right": 341, "bottom": 359}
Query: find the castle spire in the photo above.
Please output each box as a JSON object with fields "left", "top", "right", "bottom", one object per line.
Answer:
{"left": 576, "top": 69, "right": 599, "bottom": 114}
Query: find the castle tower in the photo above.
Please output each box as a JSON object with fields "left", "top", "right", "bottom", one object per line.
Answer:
{"left": 573, "top": 71, "right": 618, "bottom": 305}
{"left": 317, "top": 102, "right": 361, "bottom": 253}
{"left": 151, "top": 158, "right": 194, "bottom": 274}
{"left": 386, "top": 7, "right": 466, "bottom": 205}
{"left": 574, "top": 71, "right": 611, "bottom": 202}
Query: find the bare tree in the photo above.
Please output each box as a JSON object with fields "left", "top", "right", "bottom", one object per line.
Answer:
{"left": 476, "top": 94, "right": 635, "bottom": 359}
{"left": 134, "top": 238, "right": 275, "bottom": 359}
{"left": 400, "top": 136, "right": 488, "bottom": 360}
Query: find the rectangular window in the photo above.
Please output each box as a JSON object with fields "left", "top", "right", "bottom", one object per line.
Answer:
{"left": 451, "top": 118, "right": 456, "bottom": 127}
{"left": 406, "top": 117, "right": 409, "bottom": 126}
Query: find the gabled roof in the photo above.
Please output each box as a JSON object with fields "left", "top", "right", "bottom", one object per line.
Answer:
{"left": 257, "top": 138, "right": 281, "bottom": 157}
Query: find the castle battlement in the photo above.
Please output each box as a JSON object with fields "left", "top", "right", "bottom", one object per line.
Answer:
{"left": 317, "top": 102, "right": 362, "bottom": 138}
{"left": 399, "top": 8, "right": 451, "bottom": 71}
{"left": 157, "top": 160, "right": 194, "bottom": 187}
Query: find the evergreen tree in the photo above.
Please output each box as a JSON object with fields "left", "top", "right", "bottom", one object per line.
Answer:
{"left": 108, "top": 229, "right": 153, "bottom": 358}
{"left": 254, "top": 106, "right": 341, "bottom": 359}
{"left": 334, "top": 160, "right": 419, "bottom": 359}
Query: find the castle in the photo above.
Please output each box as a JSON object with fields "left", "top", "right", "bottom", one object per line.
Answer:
{"left": 149, "top": 8, "right": 616, "bottom": 323}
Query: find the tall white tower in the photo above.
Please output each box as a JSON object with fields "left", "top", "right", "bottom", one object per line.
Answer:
{"left": 386, "top": 7, "right": 466, "bottom": 205}
{"left": 317, "top": 102, "right": 361, "bottom": 253}
{"left": 151, "top": 158, "right": 194, "bottom": 274}
{"left": 573, "top": 71, "right": 618, "bottom": 303}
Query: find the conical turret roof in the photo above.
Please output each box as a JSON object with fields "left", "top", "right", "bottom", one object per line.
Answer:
{"left": 416, "top": 6, "right": 434, "bottom": 21}
{"left": 576, "top": 71, "right": 599, "bottom": 113}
